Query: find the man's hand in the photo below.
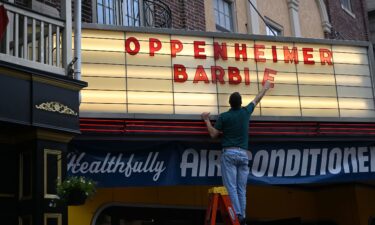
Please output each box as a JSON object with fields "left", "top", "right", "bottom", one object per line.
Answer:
{"left": 263, "top": 80, "right": 271, "bottom": 90}
{"left": 201, "top": 112, "right": 211, "bottom": 121}
{"left": 201, "top": 112, "right": 220, "bottom": 139}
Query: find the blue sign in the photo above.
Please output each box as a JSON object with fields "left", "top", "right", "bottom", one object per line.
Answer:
{"left": 68, "top": 141, "right": 375, "bottom": 187}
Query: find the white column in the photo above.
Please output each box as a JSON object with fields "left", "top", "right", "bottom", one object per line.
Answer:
{"left": 316, "top": 0, "right": 332, "bottom": 34}
{"left": 74, "top": 0, "right": 82, "bottom": 80}
{"left": 61, "top": 0, "right": 72, "bottom": 75}
{"left": 246, "top": 0, "right": 260, "bottom": 34}
{"left": 287, "top": 0, "right": 301, "bottom": 37}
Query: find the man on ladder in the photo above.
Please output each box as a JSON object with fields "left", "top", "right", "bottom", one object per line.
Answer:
{"left": 201, "top": 80, "right": 272, "bottom": 225}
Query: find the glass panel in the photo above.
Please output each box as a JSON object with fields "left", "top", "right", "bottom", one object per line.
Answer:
{"left": 128, "top": 104, "right": 173, "bottom": 114}
{"left": 127, "top": 65, "right": 172, "bottom": 79}
{"left": 82, "top": 77, "right": 126, "bottom": 90}
{"left": 81, "top": 90, "right": 126, "bottom": 103}
{"left": 339, "top": 98, "right": 375, "bottom": 110}
{"left": 337, "top": 86, "right": 374, "bottom": 98}
{"left": 340, "top": 109, "right": 375, "bottom": 118}
{"left": 80, "top": 103, "right": 126, "bottom": 113}
{"left": 175, "top": 106, "right": 218, "bottom": 115}
{"left": 299, "top": 85, "right": 337, "bottom": 97}
{"left": 300, "top": 97, "right": 338, "bottom": 109}
{"left": 334, "top": 64, "right": 370, "bottom": 76}
{"left": 261, "top": 108, "right": 301, "bottom": 116}
{"left": 97, "top": 5, "right": 104, "bottom": 24}
{"left": 127, "top": 78, "right": 172, "bottom": 92}
{"left": 174, "top": 93, "right": 218, "bottom": 106}
{"left": 128, "top": 91, "right": 173, "bottom": 104}
{"left": 335, "top": 75, "right": 372, "bottom": 87}
{"left": 302, "top": 109, "right": 339, "bottom": 117}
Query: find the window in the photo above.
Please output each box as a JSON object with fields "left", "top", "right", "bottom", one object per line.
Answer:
{"left": 97, "top": 0, "right": 115, "bottom": 24}
{"left": 123, "top": 0, "right": 140, "bottom": 26}
{"left": 96, "top": 0, "right": 140, "bottom": 26}
{"left": 214, "top": 0, "right": 234, "bottom": 32}
{"left": 266, "top": 24, "right": 282, "bottom": 36}
{"left": 340, "top": 0, "right": 352, "bottom": 12}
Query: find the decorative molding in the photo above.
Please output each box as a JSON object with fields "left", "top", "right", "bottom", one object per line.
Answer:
{"left": 35, "top": 101, "right": 77, "bottom": 116}
{"left": 316, "top": 0, "right": 332, "bottom": 33}
{"left": 287, "top": 0, "right": 301, "bottom": 37}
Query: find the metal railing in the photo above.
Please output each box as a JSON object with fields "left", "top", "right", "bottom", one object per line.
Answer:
{"left": 143, "top": 0, "right": 172, "bottom": 28}
{"left": 0, "top": 2, "right": 66, "bottom": 75}
{"left": 97, "top": 0, "right": 172, "bottom": 28}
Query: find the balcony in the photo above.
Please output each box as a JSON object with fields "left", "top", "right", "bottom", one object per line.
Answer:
{"left": 95, "top": 0, "right": 172, "bottom": 28}
{"left": 0, "top": 2, "right": 69, "bottom": 76}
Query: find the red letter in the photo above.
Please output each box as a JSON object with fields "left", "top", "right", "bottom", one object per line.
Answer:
{"left": 214, "top": 42, "right": 228, "bottom": 60}
{"left": 125, "top": 37, "right": 140, "bottom": 55}
{"left": 149, "top": 38, "right": 162, "bottom": 56}
{"left": 211, "top": 66, "right": 225, "bottom": 84}
{"left": 194, "top": 41, "right": 206, "bottom": 59}
{"left": 262, "top": 68, "right": 277, "bottom": 88}
{"left": 303, "top": 48, "right": 315, "bottom": 65}
{"left": 254, "top": 44, "right": 266, "bottom": 62}
{"left": 171, "top": 40, "right": 183, "bottom": 57}
{"left": 193, "top": 66, "right": 209, "bottom": 83}
{"left": 235, "top": 44, "right": 248, "bottom": 61}
{"left": 174, "top": 64, "right": 188, "bottom": 82}
{"left": 228, "top": 67, "right": 241, "bottom": 85}
{"left": 283, "top": 46, "right": 299, "bottom": 64}
{"left": 319, "top": 48, "right": 333, "bottom": 65}
{"left": 272, "top": 46, "right": 278, "bottom": 63}
{"left": 244, "top": 67, "right": 251, "bottom": 85}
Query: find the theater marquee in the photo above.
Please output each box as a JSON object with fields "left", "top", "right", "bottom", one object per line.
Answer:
{"left": 79, "top": 29, "right": 375, "bottom": 119}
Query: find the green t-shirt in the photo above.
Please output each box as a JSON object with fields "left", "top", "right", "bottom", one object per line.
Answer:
{"left": 214, "top": 102, "right": 255, "bottom": 150}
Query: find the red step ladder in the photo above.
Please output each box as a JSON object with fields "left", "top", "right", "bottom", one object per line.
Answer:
{"left": 205, "top": 186, "right": 240, "bottom": 225}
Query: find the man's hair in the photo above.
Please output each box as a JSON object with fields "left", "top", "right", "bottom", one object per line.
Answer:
{"left": 229, "top": 92, "right": 242, "bottom": 109}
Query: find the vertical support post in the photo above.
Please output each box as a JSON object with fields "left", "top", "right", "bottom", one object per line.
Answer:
{"left": 48, "top": 24, "right": 52, "bottom": 65}
{"left": 74, "top": 0, "right": 82, "bottom": 80}
{"left": 40, "top": 21, "right": 44, "bottom": 63}
{"left": 15, "top": 13, "right": 19, "bottom": 57}
{"left": 287, "top": 0, "right": 301, "bottom": 37}
{"left": 61, "top": 0, "right": 72, "bottom": 76}
{"left": 23, "top": 16, "right": 28, "bottom": 59}
{"left": 56, "top": 27, "right": 60, "bottom": 67}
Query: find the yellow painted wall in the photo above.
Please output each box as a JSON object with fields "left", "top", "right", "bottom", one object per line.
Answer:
{"left": 205, "top": 0, "right": 325, "bottom": 38}
{"left": 205, "top": 0, "right": 216, "bottom": 32}
{"left": 299, "top": 0, "right": 325, "bottom": 39}
{"left": 69, "top": 185, "right": 375, "bottom": 225}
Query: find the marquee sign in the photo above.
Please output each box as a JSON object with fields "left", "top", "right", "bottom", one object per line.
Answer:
{"left": 79, "top": 29, "right": 375, "bottom": 119}
{"left": 68, "top": 141, "right": 375, "bottom": 187}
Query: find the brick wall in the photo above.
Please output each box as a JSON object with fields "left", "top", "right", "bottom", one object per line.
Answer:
{"left": 159, "top": 0, "right": 206, "bottom": 30}
{"left": 324, "top": 0, "right": 369, "bottom": 41}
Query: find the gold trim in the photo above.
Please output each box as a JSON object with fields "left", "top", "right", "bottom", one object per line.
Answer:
{"left": 44, "top": 213, "right": 61, "bottom": 225}
{"left": 19, "top": 151, "right": 33, "bottom": 200}
{"left": 35, "top": 101, "right": 78, "bottom": 116}
{"left": 44, "top": 149, "right": 62, "bottom": 199}
{"left": 33, "top": 76, "right": 83, "bottom": 91}
{"left": 37, "top": 129, "right": 75, "bottom": 143}
{"left": 0, "top": 67, "right": 30, "bottom": 80}
{"left": 19, "top": 215, "right": 32, "bottom": 225}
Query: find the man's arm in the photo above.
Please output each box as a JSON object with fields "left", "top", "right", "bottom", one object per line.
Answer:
{"left": 201, "top": 112, "right": 220, "bottom": 139}
{"left": 252, "top": 80, "right": 271, "bottom": 106}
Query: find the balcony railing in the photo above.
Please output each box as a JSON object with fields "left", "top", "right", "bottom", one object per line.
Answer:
{"left": 0, "top": 2, "right": 66, "bottom": 75}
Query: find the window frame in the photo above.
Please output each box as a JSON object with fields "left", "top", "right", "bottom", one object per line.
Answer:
{"left": 264, "top": 17, "right": 283, "bottom": 36}
{"left": 214, "top": 0, "right": 235, "bottom": 32}
{"left": 340, "top": 0, "right": 356, "bottom": 18}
